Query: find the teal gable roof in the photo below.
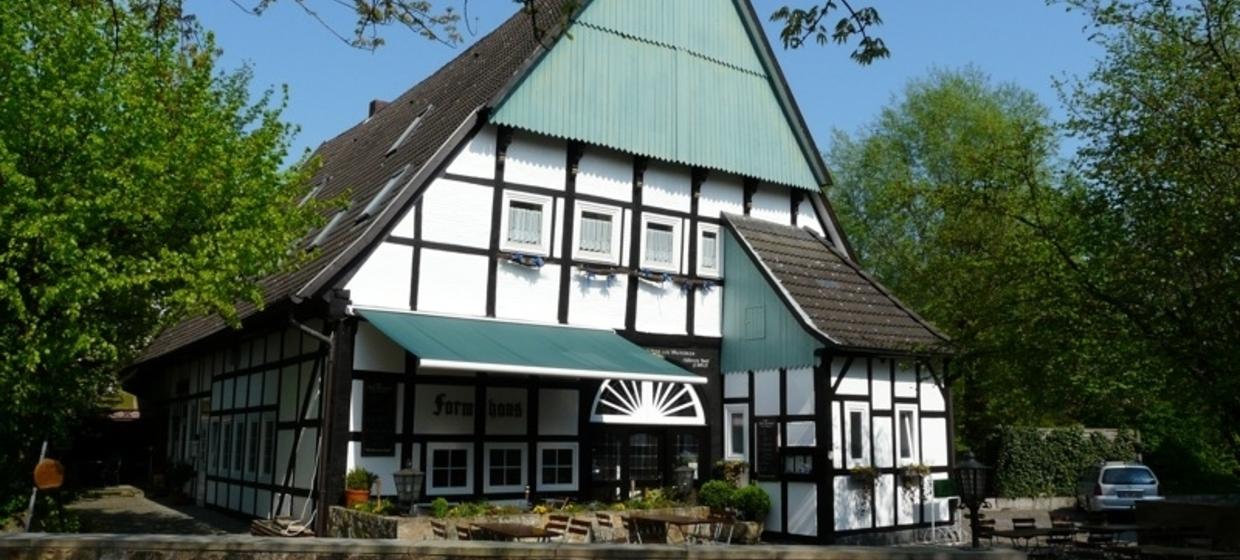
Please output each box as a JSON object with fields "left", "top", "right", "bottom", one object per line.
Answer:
{"left": 491, "top": 0, "right": 825, "bottom": 191}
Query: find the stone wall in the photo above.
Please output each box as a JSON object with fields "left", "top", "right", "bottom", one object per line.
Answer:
{"left": 0, "top": 533, "right": 1027, "bottom": 560}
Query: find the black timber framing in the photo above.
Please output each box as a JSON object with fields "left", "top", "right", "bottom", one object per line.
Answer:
{"left": 624, "top": 157, "right": 647, "bottom": 333}
{"left": 314, "top": 294, "right": 355, "bottom": 536}
{"left": 484, "top": 127, "right": 513, "bottom": 318}
{"left": 558, "top": 142, "right": 583, "bottom": 324}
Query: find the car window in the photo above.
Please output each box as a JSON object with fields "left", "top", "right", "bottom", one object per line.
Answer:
{"left": 1102, "top": 467, "right": 1156, "bottom": 484}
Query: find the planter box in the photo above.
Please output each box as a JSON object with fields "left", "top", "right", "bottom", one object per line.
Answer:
{"left": 327, "top": 505, "right": 774, "bottom": 544}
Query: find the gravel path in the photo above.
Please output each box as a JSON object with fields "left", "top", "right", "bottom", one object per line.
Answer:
{"left": 67, "top": 487, "right": 248, "bottom": 535}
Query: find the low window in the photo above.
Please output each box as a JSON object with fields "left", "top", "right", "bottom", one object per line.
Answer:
{"left": 897, "top": 406, "right": 918, "bottom": 462}
{"left": 361, "top": 379, "right": 398, "bottom": 456}
{"left": 209, "top": 420, "right": 221, "bottom": 475}
{"left": 724, "top": 404, "right": 748, "bottom": 460}
{"left": 484, "top": 443, "right": 526, "bottom": 493}
{"left": 427, "top": 443, "right": 472, "bottom": 495}
{"left": 698, "top": 228, "right": 720, "bottom": 275}
{"left": 233, "top": 421, "right": 245, "bottom": 472}
{"left": 248, "top": 419, "right": 260, "bottom": 473}
{"left": 537, "top": 443, "right": 578, "bottom": 491}
{"left": 221, "top": 420, "right": 232, "bottom": 474}
{"left": 499, "top": 192, "right": 553, "bottom": 255}
{"left": 641, "top": 215, "right": 681, "bottom": 272}
{"left": 262, "top": 418, "right": 276, "bottom": 476}
{"left": 573, "top": 203, "right": 622, "bottom": 263}
{"left": 845, "top": 402, "right": 869, "bottom": 467}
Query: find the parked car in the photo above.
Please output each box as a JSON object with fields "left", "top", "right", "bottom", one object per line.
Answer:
{"left": 1076, "top": 461, "right": 1164, "bottom": 511}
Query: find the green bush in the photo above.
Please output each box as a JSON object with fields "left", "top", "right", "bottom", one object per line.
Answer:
{"left": 993, "top": 426, "right": 1139, "bottom": 497}
{"left": 352, "top": 499, "right": 398, "bottom": 515}
{"left": 429, "top": 497, "right": 450, "bottom": 518}
{"left": 345, "top": 468, "right": 376, "bottom": 491}
{"left": 698, "top": 480, "right": 735, "bottom": 512}
{"left": 713, "top": 460, "right": 748, "bottom": 486}
{"left": 733, "top": 485, "right": 771, "bottom": 521}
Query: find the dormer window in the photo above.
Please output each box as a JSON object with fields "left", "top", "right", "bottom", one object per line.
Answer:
{"left": 499, "top": 191, "right": 553, "bottom": 256}
{"left": 572, "top": 202, "right": 622, "bottom": 264}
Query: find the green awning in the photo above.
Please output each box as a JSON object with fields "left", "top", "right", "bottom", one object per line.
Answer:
{"left": 356, "top": 308, "right": 704, "bottom": 384}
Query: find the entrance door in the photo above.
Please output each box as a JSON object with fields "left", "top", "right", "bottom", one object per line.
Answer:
{"left": 627, "top": 432, "right": 663, "bottom": 495}
{"left": 588, "top": 427, "right": 706, "bottom": 501}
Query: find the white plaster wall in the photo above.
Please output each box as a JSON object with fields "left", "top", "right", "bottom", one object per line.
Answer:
{"left": 785, "top": 367, "right": 814, "bottom": 415}
{"left": 895, "top": 362, "right": 918, "bottom": 398}
{"left": 620, "top": 209, "right": 632, "bottom": 264}
{"left": 837, "top": 367, "right": 868, "bottom": 396}
{"left": 263, "top": 370, "right": 278, "bottom": 405}
{"left": 413, "top": 384, "right": 474, "bottom": 435}
{"left": 495, "top": 262, "right": 560, "bottom": 324}
{"left": 505, "top": 132, "right": 565, "bottom": 189}
{"left": 278, "top": 365, "right": 299, "bottom": 422}
{"left": 346, "top": 242, "right": 412, "bottom": 310}
{"left": 872, "top": 370, "right": 892, "bottom": 410}
{"left": 568, "top": 270, "right": 627, "bottom": 329}
{"left": 348, "top": 379, "right": 364, "bottom": 432}
{"left": 577, "top": 148, "right": 632, "bottom": 202}
{"left": 256, "top": 490, "right": 271, "bottom": 519}
{"left": 699, "top": 174, "right": 744, "bottom": 218}
{"left": 831, "top": 401, "right": 842, "bottom": 469}
{"left": 642, "top": 162, "right": 691, "bottom": 213}
{"left": 799, "top": 203, "right": 824, "bottom": 237}
{"left": 874, "top": 416, "right": 894, "bottom": 469}
{"left": 446, "top": 125, "right": 496, "bottom": 179}
{"left": 634, "top": 281, "right": 687, "bottom": 335}
{"left": 417, "top": 249, "right": 488, "bottom": 316}
{"left": 347, "top": 441, "right": 402, "bottom": 496}
{"left": 920, "top": 379, "right": 946, "bottom": 411}
{"left": 538, "top": 389, "right": 578, "bottom": 436}
{"left": 299, "top": 361, "right": 320, "bottom": 420}
{"left": 354, "top": 322, "right": 406, "bottom": 373}
{"left": 750, "top": 183, "right": 791, "bottom": 225}
{"left": 897, "top": 474, "right": 920, "bottom": 525}
{"left": 294, "top": 427, "right": 318, "bottom": 489}
{"left": 693, "top": 286, "right": 722, "bottom": 337}
{"left": 248, "top": 374, "right": 261, "bottom": 407}
{"left": 723, "top": 372, "right": 748, "bottom": 399}
{"left": 787, "top": 482, "right": 817, "bottom": 536}
{"left": 834, "top": 476, "right": 872, "bottom": 531}
{"left": 222, "top": 379, "right": 234, "bottom": 410}
{"left": 922, "top": 417, "right": 949, "bottom": 467}
{"left": 925, "top": 472, "right": 952, "bottom": 522}
{"left": 485, "top": 387, "right": 527, "bottom": 435}
{"left": 753, "top": 369, "right": 781, "bottom": 416}
{"left": 875, "top": 474, "right": 896, "bottom": 527}
{"left": 786, "top": 421, "right": 815, "bottom": 447}
{"left": 392, "top": 205, "right": 415, "bottom": 239}
{"left": 419, "top": 178, "right": 493, "bottom": 249}
{"left": 759, "top": 481, "right": 783, "bottom": 533}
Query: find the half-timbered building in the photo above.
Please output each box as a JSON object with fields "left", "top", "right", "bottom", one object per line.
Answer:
{"left": 125, "top": 0, "right": 954, "bottom": 543}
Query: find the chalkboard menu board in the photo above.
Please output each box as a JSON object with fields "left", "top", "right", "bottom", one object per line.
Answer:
{"left": 361, "top": 379, "right": 398, "bottom": 456}
{"left": 754, "top": 419, "right": 779, "bottom": 477}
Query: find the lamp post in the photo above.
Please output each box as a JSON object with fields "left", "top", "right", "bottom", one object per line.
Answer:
{"left": 953, "top": 452, "right": 991, "bottom": 548}
{"left": 392, "top": 463, "right": 424, "bottom": 516}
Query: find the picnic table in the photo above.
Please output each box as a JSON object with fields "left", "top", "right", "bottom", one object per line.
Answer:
{"left": 471, "top": 522, "right": 554, "bottom": 542}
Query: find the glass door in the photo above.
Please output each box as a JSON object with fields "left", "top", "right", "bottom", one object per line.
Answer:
{"left": 628, "top": 432, "right": 662, "bottom": 496}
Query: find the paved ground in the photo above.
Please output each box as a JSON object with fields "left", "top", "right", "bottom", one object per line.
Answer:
{"left": 67, "top": 487, "right": 248, "bottom": 535}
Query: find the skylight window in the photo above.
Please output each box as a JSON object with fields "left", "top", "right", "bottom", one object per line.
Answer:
{"left": 299, "top": 179, "right": 327, "bottom": 207}
{"left": 356, "top": 164, "right": 410, "bottom": 224}
{"left": 308, "top": 209, "right": 346, "bottom": 250}
{"left": 387, "top": 104, "right": 433, "bottom": 156}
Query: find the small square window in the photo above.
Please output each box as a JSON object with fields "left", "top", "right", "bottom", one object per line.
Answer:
{"left": 724, "top": 404, "right": 748, "bottom": 460}
{"left": 536, "top": 443, "right": 578, "bottom": 491}
{"left": 499, "top": 192, "right": 553, "bottom": 256}
{"left": 428, "top": 443, "right": 473, "bottom": 495}
{"left": 572, "top": 203, "right": 622, "bottom": 264}
{"left": 483, "top": 443, "right": 526, "bottom": 493}
{"left": 640, "top": 215, "right": 681, "bottom": 272}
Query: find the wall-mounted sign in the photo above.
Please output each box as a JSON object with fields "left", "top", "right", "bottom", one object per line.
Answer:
{"left": 754, "top": 419, "right": 779, "bottom": 478}
{"left": 413, "top": 384, "right": 474, "bottom": 435}
{"left": 485, "top": 387, "right": 527, "bottom": 435}
{"left": 647, "top": 346, "right": 719, "bottom": 376}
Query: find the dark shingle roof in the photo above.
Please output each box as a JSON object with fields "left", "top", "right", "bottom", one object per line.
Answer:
{"left": 137, "top": 2, "right": 564, "bottom": 363}
{"left": 725, "top": 214, "right": 950, "bottom": 355}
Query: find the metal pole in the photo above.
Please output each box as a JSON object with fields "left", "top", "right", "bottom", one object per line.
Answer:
{"left": 23, "top": 440, "right": 48, "bottom": 532}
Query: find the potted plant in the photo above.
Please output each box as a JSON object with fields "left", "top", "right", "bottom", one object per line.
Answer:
{"left": 898, "top": 463, "right": 931, "bottom": 502}
{"left": 848, "top": 465, "right": 879, "bottom": 509}
{"left": 345, "top": 467, "right": 376, "bottom": 508}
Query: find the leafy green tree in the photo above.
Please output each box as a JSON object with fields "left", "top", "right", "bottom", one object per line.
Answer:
{"left": 0, "top": 0, "right": 325, "bottom": 491}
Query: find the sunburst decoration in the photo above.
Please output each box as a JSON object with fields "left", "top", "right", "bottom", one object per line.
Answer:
{"left": 590, "top": 380, "right": 705, "bottom": 425}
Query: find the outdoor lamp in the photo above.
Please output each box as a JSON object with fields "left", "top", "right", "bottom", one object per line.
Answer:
{"left": 392, "top": 463, "right": 424, "bottom": 516}
{"left": 952, "top": 451, "right": 991, "bottom": 548}
{"left": 674, "top": 452, "right": 696, "bottom": 495}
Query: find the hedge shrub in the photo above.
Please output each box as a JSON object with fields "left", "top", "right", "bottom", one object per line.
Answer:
{"left": 993, "top": 426, "right": 1139, "bottom": 497}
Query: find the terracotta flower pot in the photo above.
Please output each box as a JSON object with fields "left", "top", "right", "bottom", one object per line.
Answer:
{"left": 345, "top": 488, "right": 370, "bottom": 508}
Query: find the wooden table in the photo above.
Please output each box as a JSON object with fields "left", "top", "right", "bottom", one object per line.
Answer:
{"left": 1137, "top": 546, "right": 1240, "bottom": 559}
{"left": 471, "top": 522, "right": 554, "bottom": 542}
{"left": 626, "top": 513, "right": 712, "bottom": 544}
{"left": 993, "top": 528, "right": 1073, "bottom": 549}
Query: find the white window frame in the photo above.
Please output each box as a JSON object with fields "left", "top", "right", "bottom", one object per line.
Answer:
{"left": 536, "top": 442, "right": 578, "bottom": 491}
{"left": 426, "top": 442, "right": 474, "bottom": 495}
{"left": 498, "top": 191, "right": 554, "bottom": 256}
{"left": 482, "top": 442, "right": 527, "bottom": 494}
{"left": 724, "top": 404, "right": 749, "bottom": 460}
{"left": 697, "top": 223, "right": 722, "bottom": 277}
{"left": 895, "top": 404, "right": 919, "bottom": 465}
{"left": 639, "top": 213, "right": 682, "bottom": 273}
{"left": 571, "top": 202, "right": 623, "bottom": 265}
{"left": 844, "top": 402, "right": 870, "bottom": 468}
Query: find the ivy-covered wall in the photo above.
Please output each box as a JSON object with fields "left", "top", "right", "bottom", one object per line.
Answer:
{"left": 993, "top": 426, "right": 1140, "bottom": 498}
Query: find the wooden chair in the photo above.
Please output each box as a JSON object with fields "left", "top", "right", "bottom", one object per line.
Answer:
{"left": 545, "top": 514, "right": 570, "bottom": 542}
{"left": 1013, "top": 517, "right": 1038, "bottom": 530}
{"left": 456, "top": 524, "right": 474, "bottom": 541}
{"left": 430, "top": 520, "right": 447, "bottom": 540}
{"left": 1046, "top": 519, "right": 1077, "bottom": 548}
{"left": 621, "top": 516, "right": 640, "bottom": 544}
{"left": 976, "top": 518, "right": 997, "bottom": 546}
{"left": 595, "top": 513, "right": 625, "bottom": 543}
{"left": 566, "top": 517, "right": 592, "bottom": 543}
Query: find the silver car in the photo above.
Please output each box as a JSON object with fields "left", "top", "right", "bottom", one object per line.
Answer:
{"left": 1076, "top": 462, "right": 1164, "bottom": 511}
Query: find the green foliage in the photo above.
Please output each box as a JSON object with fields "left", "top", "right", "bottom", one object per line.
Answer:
{"left": 345, "top": 468, "right": 376, "bottom": 491}
{"left": 429, "top": 497, "right": 450, "bottom": 519}
{"left": 712, "top": 460, "right": 748, "bottom": 487}
{"left": 698, "top": 480, "right": 736, "bottom": 512}
{"left": 624, "top": 487, "right": 679, "bottom": 511}
{"left": 733, "top": 485, "right": 771, "bottom": 522}
{"left": 0, "top": 0, "right": 328, "bottom": 497}
{"left": 993, "top": 426, "right": 1139, "bottom": 497}
{"left": 352, "top": 499, "right": 399, "bottom": 515}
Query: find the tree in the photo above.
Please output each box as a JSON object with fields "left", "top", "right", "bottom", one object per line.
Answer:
{"left": 0, "top": 0, "right": 326, "bottom": 491}
{"left": 1055, "top": 0, "right": 1240, "bottom": 467}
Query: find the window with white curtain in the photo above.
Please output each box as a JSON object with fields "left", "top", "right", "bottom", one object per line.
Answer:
{"left": 507, "top": 201, "right": 542, "bottom": 245}
{"left": 698, "top": 225, "right": 721, "bottom": 276}
{"left": 641, "top": 215, "right": 681, "bottom": 272}
{"left": 573, "top": 203, "right": 622, "bottom": 263}
{"left": 499, "top": 191, "right": 553, "bottom": 255}
{"left": 579, "top": 212, "right": 612, "bottom": 254}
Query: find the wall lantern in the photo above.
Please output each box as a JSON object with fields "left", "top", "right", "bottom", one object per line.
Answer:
{"left": 674, "top": 452, "right": 696, "bottom": 495}
{"left": 392, "top": 463, "right": 425, "bottom": 516}
{"left": 952, "top": 451, "right": 991, "bottom": 548}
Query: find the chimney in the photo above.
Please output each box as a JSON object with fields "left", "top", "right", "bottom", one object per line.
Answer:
{"left": 368, "top": 99, "right": 389, "bottom": 117}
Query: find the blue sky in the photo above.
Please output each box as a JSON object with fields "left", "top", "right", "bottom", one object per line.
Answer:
{"left": 188, "top": 1, "right": 1102, "bottom": 161}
